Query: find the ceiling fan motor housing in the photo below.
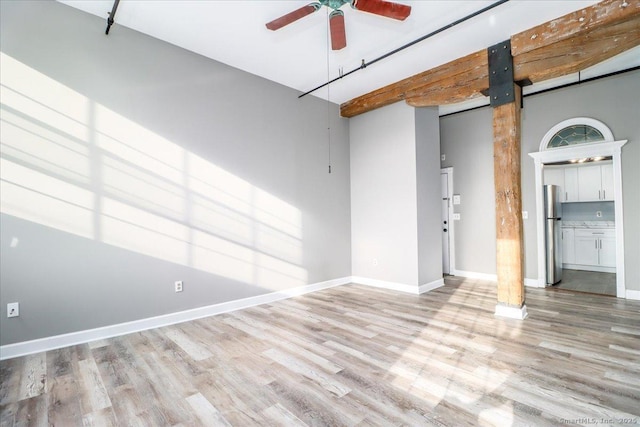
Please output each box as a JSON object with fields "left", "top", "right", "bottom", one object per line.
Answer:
{"left": 321, "top": 0, "right": 350, "bottom": 10}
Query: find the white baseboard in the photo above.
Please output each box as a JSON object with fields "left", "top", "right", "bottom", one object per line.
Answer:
{"left": 350, "top": 276, "right": 443, "bottom": 295}
{"left": 452, "top": 270, "right": 496, "bottom": 281}
{"left": 0, "top": 276, "right": 351, "bottom": 361}
{"left": 495, "top": 303, "right": 528, "bottom": 320}
{"left": 524, "top": 278, "right": 545, "bottom": 288}
{"left": 452, "top": 270, "right": 540, "bottom": 288}
{"left": 419, "top": 278, "right": 445, "bottom": 294}
{"left": 626, "top": 289, "right": 640, "bottom": 300}
{"left": 563, "top": 263, "right": 616, "bottom": 274}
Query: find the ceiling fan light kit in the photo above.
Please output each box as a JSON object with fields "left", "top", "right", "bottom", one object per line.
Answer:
{"left": 266, "top": 0, "right": 412, "bottom": 50}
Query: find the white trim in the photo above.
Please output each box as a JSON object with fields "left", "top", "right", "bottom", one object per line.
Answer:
{"left": 529, "top": 139, "right": 627, "bottom": 298}
{"left": 350, "top": 276, "right": 444, "bottom": 294}
{"left": 419, "top": 278, "right": 445, "bottom": 294}
{"left": 351, "top": 276, "right": 422, "bottom": 294}
{"left": 495, "top": 304, "right": 528, "bottom": 320}
{"left": 441, "top": 167, "right": 456, "bottom": 274}
{"left": 538, "top": 117, "right": 614, "bottom": 152}
{"left": 451, "top": 270, "right": 539, "bottom": 288}
{"left": 626, "top": 290, "right": 640, "bottom": 301}
{"left": 524, "top": 278, "right": 545, "bottom": 288}
{"left": 563, "top": 264, "right": 616, "bottom": 274}
{"left": 453, "top": 270, "right": 497, "bottom": 281}
{"left": 0, "top": 277, "right": 351, "bottom": 361}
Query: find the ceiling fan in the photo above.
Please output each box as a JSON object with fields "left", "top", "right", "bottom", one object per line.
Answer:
{"left": 266, "top": 0, "right": 411, "bottom": 51}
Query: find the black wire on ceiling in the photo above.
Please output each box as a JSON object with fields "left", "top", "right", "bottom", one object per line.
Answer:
{"left": 298, "top": 0, "right": 511, "bottom": 99}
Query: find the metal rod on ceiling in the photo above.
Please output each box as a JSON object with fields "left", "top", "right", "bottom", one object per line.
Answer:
{"left": 106, "top": 0, "right": 121, "bottom": 35}
{"left": 299, "top": 0, "right": 510, "bottom": 99}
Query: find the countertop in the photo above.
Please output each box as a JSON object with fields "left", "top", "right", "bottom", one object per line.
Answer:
{"left": 561, "top": 220, "right": 615, "bottom": 228}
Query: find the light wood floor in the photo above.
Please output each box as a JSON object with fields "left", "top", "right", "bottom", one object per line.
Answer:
{"left": 1, "top": 277, "right": 639, "bottom": 426}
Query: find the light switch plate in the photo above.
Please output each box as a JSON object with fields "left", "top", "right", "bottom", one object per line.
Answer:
{"left": 7, "top": 302, "right": 19, "bottom": 318}
{"left": 522, "top": 211, "right": 528, "bottom": 219}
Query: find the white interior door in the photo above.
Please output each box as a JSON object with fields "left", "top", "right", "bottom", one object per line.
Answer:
{"left": 441, "top": 171, "right": 451, "bottom": 275}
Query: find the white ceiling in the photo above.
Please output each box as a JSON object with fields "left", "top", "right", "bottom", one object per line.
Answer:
{"left": 60, "top": 0, "right": 640, "bottom": 114}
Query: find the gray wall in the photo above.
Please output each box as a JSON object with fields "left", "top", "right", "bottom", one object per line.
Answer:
{"left": 0, "top": 1, "right": 351, "bottom": 345}
{"left": 350, "top": 103, "right": 442, "bottom": 287}
{"left": 441, "top": 70, "right": 640, "bottom": 290}
{"left": 350, "top": 103, "right": 419, "bottom": 285}
{"left": 415, "top": 108, "right": 443, "bottom": 285}
{"left": 439, "top": 108, "right": 496, "bottom": 275}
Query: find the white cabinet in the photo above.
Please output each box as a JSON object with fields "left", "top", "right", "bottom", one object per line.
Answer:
{"left": 599, "top": 232, "right": 616, "bottom": 267}
{"left": 543, "top": 162, "right": 613, "bottom": 202}
{"left": 562, "top": 228, "right": 575, "bottom": 264}
{"left": 573, "top": 228, "right": 616, "bottom": 271}
{"left": 544, "top": 167, "right": 564, "bottom": 187}
{"left": 564, "top": 167, "right": 579, "bottom": 202}
{"left": 577, "top": 163, "right": 614, "bottom": 202}
{"left": 543, "top": 166, "right": 577, "bottom": 202}
{"left": 601, "top": 164, "right": 614, "bottom": 201}
{"left": 574, "top": 231, "right": 600, "bottom": 266}
{"left": 577, "top": 165, "right": 601, "bottom": 201}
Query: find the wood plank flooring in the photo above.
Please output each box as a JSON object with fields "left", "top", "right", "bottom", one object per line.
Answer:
{"left": 1, "top": 277, "right": 639, "bottom": 426}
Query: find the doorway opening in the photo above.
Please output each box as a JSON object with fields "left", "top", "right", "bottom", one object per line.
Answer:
{"left": 529, "top": 118, "right": 627, "bottom": 298}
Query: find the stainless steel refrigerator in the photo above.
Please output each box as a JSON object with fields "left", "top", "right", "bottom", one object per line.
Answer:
{"left": 544, "top": 184, "right": 562, "bottom": 285}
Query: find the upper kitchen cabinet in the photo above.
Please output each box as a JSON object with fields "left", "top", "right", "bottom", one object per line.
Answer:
{"left": 577, "top": 162, "right": 614, "bottom": 202}
{"left": 600, "top": 164, "right": 614, "bottom": 201}
{"left": 543, "top": 162, "right": 614, "bottom": 203}
{"left": 564, "top": 167, "right": 579, "bottom": 202}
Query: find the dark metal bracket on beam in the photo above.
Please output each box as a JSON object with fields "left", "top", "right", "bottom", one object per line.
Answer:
{"left": 487, "top": 39, "right": 516, "bottom": 107}
{"left": 485, "top": 40, "right": 532, "bottom": 107}
{"left": 106, "top": 0, "right": 121, "bottom": 35}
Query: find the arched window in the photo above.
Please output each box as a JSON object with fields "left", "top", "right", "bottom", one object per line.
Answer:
{"left": 540, "top": 118, "right": 614, "bottom": 152}
{"left": 547, "top": 124, "right": 604, "bottom": 148}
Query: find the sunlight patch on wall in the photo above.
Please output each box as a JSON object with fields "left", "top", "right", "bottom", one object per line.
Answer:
{"left": 0, "top": 53, "right": 308, "bottom": 291}
{"left": 101, "top": 197, "right": 190, "bottom": 265}
{"left": 0, "top": 159, "right": 94, "bottom": 238}
{"left": 0, "top": 107, "right": 90, "bottom": 185}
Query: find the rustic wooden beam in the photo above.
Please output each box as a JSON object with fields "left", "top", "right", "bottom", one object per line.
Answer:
{"left": 514, "top": 17, "right": 640, "bottom": 83}
{"left": 340, "top": 0, "right": 640, "bottom": 118}
{"left": 405, "top": 52, "right": 488, "bottom": 107}
{"left": 511, "top": 0, "right": 639, "bottom": 57}
{"left": 493, "top": 84, "right": 525, "bottom": 309}
{"left": 340, "top": 50, "right": 486, "bottom": 117}
{"left": 405, "top": 76, "right": 487, "bottom": 107}
{"left": 405, "top": 17, "right": 640, "bottom": 107}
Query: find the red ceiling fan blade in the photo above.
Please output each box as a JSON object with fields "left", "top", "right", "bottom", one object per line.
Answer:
{"left": 352, "top": 0, "right": 411, "bottom": 21}
{"left": 266, "top": 3, "right": 321, "bottom": 31}
{"left": 329, "top": 11, "right": 347, "bottom": 50}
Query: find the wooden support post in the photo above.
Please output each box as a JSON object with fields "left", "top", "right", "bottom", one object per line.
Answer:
{"left": 493, "top": 84, "right": 527, "bottom": 319}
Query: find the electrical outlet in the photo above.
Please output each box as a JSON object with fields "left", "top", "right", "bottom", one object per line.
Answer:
{"left": 596, "top": 211, "right": 602, "bottom": 218}
{"left": 522, "top": 211, "right": 528, "bottom": 219}
{"left": 452, "top": 195, "right": 461, "bottom": 205}
{"left": 441, "top": 154, "right": 446, "bottom": 161}
{"left": 174, "top": 281, "right": 183, "bottom": 293}
{"left": 7, "top": 302, "right": 19, "bottom": 318}
{"left": 373, "top": 259, "right": 379, "bottom": 267}
{"left": 453, "top": 213, "right": 461, "bottom": 221}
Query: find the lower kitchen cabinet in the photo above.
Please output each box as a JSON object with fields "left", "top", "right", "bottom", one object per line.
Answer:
{"left": 572, "top": 228, "right": 616, "bottom": 271}
{"left": 561, "top": 228, "right": 575, "bottom": 264}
